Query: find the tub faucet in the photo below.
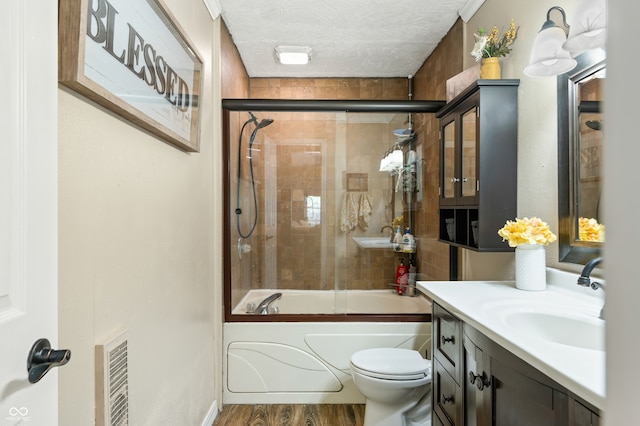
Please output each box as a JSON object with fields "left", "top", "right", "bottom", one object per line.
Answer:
{"left": 381, "top": 225, "right": 394, "bottom": 242}
{"left": 253, "top": 292, "right": 282, "bottom": 314}
{"left": 577, "top": 257, "right": 605, "bottom": 318}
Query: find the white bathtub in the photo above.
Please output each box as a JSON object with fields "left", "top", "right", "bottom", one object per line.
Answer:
{"left": 232, "top": 289, "right": 431, "bottom": 315}
{"left": 223, "top": 289, "right": 432, "bottom": 404}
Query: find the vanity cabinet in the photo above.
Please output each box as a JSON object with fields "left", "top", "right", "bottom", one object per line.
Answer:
{"left": 436, "top": 80, "right": 518, "bottom": 251}
{"left": 432, "top": 302, "right": 600, "bottom": 426}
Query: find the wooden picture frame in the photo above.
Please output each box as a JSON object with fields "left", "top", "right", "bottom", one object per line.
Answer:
{"left": 59, "top": 0, "right": 204, "bottom": 152}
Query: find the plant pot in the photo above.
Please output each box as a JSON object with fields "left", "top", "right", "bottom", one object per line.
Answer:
{"left": 481, "top": 57, "right": 501, "bottom": 79}
{"left": 515, "top": 244, "right": 546, "bottom": 291}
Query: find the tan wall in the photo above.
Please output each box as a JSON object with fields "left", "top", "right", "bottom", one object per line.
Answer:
{"left": 58, "top": 1, "right": 221, "bottom": 424}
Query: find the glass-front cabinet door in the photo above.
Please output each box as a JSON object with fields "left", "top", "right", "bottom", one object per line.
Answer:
{"left": 441, "top": 118, "right": 456, "bottom": 204}
{"left": 460, "top": 106, "right": 478, "bottom": 200}
{"left": 439, "top": 101, "right": 478, "bottom": 206}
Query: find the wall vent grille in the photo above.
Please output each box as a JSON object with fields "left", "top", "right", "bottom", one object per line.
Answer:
{"left": 96, "top": 330, "right": 129, "bottom": 426}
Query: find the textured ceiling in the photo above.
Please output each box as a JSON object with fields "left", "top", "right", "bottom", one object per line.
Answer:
{"left": 219, "top": 0, "right": 469, "bottom": 78}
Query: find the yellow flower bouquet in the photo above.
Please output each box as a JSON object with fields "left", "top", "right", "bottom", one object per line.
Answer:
{"left": 498, "top": 217, "right": 557, "bottom": 247}
{"left": 471, "top": 20, "right": 519, "bottom": 61}
{"left": 578, "top": 217, "right": 605, "bottom": 242}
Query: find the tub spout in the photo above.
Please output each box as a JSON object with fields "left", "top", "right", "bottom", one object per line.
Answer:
{"left": 253, "top": 292, "right": 282, "bottom": 314}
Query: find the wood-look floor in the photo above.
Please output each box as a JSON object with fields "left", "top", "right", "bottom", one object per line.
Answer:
{"left": 212, "top": 404, "right": 366, "bottom": 426}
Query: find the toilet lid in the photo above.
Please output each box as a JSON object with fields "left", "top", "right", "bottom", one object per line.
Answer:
{"left": 350, "top": 348, "right": 430, "bottom": 380}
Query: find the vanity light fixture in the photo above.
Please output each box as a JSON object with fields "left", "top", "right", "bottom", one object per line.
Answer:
{"left": 562, "top": 0, "right": 607, "bottom": 54}
{"left": 274, "top": 46, "right": 312, "bottom": 65}
{"left": 524, "top": 6, "right": 577, "bottom": 77}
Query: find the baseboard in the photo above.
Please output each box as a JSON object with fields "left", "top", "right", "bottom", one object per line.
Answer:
{"left": 201, "top": 400, "right": 218, "bottom": 426}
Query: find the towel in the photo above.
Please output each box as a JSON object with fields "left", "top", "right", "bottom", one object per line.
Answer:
{"left": 340, "top": 192, "right": 359, "bottom": 233}
{"left": 358, "top": 193, "right": 372, "bottom": 231}
{"left": 340, "top": 192, "right": 373, "bottom": 233}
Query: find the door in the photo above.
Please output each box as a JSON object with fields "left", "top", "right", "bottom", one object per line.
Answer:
{"left": 1, "top": 0, "right": 59, "bottom": 423}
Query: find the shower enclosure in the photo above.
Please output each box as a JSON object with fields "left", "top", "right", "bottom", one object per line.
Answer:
{"left": 223, "top": 99, "right": 444, "bottom": 322}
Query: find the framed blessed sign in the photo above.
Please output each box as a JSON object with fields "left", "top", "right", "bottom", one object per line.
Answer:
{"left": 59, "top": 0, "right": 203, "bottom": 152}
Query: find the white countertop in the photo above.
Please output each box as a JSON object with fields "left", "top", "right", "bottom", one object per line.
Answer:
{"left": 417, "top": 274, "right": 605, "bottom": 409}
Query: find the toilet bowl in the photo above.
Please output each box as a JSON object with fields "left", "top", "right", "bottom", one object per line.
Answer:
{"left": 350, "top": 348, "right": 432, "bottom": 426}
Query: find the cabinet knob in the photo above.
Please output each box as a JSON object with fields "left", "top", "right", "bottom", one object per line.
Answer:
{"left": 441, "top": 394, "right": 455, "bottom": 404}
{"left": 468, "top": 371, "right": 491, "bottom": 391}
{"left": 441, "top": 335, "right": 455, "bottom": 345}
{"left": 450, "top": 177, "right": 460, "bottom": 183}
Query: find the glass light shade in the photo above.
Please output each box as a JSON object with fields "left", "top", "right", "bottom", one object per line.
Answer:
{"left": 524, "top": 26, "right": 577, "bottom": 77}
{"left": 563, "top": 0, "right": 607, "bottom": 54}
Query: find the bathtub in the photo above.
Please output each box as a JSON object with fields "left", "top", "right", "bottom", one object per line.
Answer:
{"left": 232, "top": 289, "right": 431, "bottom": 315}
{"left": 223, "top": 289, "right": 432, "bottom": 404}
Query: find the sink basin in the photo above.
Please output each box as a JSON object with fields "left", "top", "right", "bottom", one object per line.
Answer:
{"left": 352, "top": 237, "right": 394, "bottom": 249}
{"left": 503, "top": 311, "right": 604, "bottom": 351}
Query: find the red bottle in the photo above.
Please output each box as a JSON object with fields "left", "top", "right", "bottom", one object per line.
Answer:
{"left": 395, "top": 260, "right": 408, "bottom": 295}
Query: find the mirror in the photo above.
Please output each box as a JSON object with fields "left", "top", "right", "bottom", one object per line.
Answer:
{"left": 558, "top": 49, "right": 606, "bottom": 264}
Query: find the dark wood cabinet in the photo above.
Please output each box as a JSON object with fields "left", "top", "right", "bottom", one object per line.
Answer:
{"left": 432, "top": 302, "right": 600, "bottom": 426}
{"left": 436, "top": 80, "right": 518, "bottom": 251}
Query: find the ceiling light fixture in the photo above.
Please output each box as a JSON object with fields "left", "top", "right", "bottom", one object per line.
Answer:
{"left": 274, "top": 46, "right": 312, "bottom": 65}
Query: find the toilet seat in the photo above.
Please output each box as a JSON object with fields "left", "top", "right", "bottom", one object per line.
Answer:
{"left": 350, "top": 348, "right": 430, "bottom": 381}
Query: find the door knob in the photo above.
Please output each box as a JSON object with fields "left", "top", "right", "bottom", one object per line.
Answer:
{"left": 27, "top": 338, "right": 71, "bottom": 383}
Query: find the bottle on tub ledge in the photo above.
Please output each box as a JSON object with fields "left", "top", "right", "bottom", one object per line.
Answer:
{"left": 406, "top": 261, "right": 417, "bottom": 297}
{"left": 402, "top": 227, "right": 416, "bottom": 252}
{"left": 393, "top": 226, "right": 403, "bottom": 251}
{"left": 395, "top": 259, "right": 408, "bottom": 295}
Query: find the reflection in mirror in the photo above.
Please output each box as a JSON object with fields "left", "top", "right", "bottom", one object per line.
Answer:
{"left": 577, "top": 76, "right": 604, "bottom": 243}
{"left": 558, "top": 49, "right": 606, "bottom": 263}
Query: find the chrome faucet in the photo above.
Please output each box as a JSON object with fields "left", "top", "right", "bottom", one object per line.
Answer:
{"left": 577, "top": 257, "right": 604, "bottom": 318}
{"left": 381, "top": 225, "right": 394, "bottom": 242}
{"left": 251, "top": 292, "right": 282, "bottom": 314}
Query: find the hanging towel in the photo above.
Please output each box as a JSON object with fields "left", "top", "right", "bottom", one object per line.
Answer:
{"left": 358, "top": 193, "right": 372, "bottom": 231}
{"left": 340, "top": 192, "right": 359, "bottom": 233}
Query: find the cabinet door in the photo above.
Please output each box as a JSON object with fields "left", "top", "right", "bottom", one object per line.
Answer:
{"left": 459, "top": 106, "right": 478, "bottom": 203}
{"left": 441, "top": 117, "right": 457, "bottom": 205}
{"left": 491, "top": 356, "right": 569, "bottom": 426}
{"left": 464, "top": 332, "right": 491, "bottom": 426}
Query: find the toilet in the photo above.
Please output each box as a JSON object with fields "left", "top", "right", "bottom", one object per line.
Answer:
{"left": 350, "top": 348, "right": 432, "bottom": 426}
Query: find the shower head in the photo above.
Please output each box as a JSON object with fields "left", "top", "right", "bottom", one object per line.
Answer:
{"left": 256, "top": 118, "right": 274, "bottom": 130}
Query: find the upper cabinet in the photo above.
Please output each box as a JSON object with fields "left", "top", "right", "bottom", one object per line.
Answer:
{"left": 436, "top": 80, "right": 519, "bottom": 251}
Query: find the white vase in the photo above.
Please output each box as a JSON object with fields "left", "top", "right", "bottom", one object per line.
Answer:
{"left": 515, "top": 244, "right": 546, "bottom": 291}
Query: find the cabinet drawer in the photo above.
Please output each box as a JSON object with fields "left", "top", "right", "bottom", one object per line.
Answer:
{"left": 433, "top": 303, "right": 461, "bottom": 381}
{"left": 434, "top": 358, "right": 460, "bottom": 426}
